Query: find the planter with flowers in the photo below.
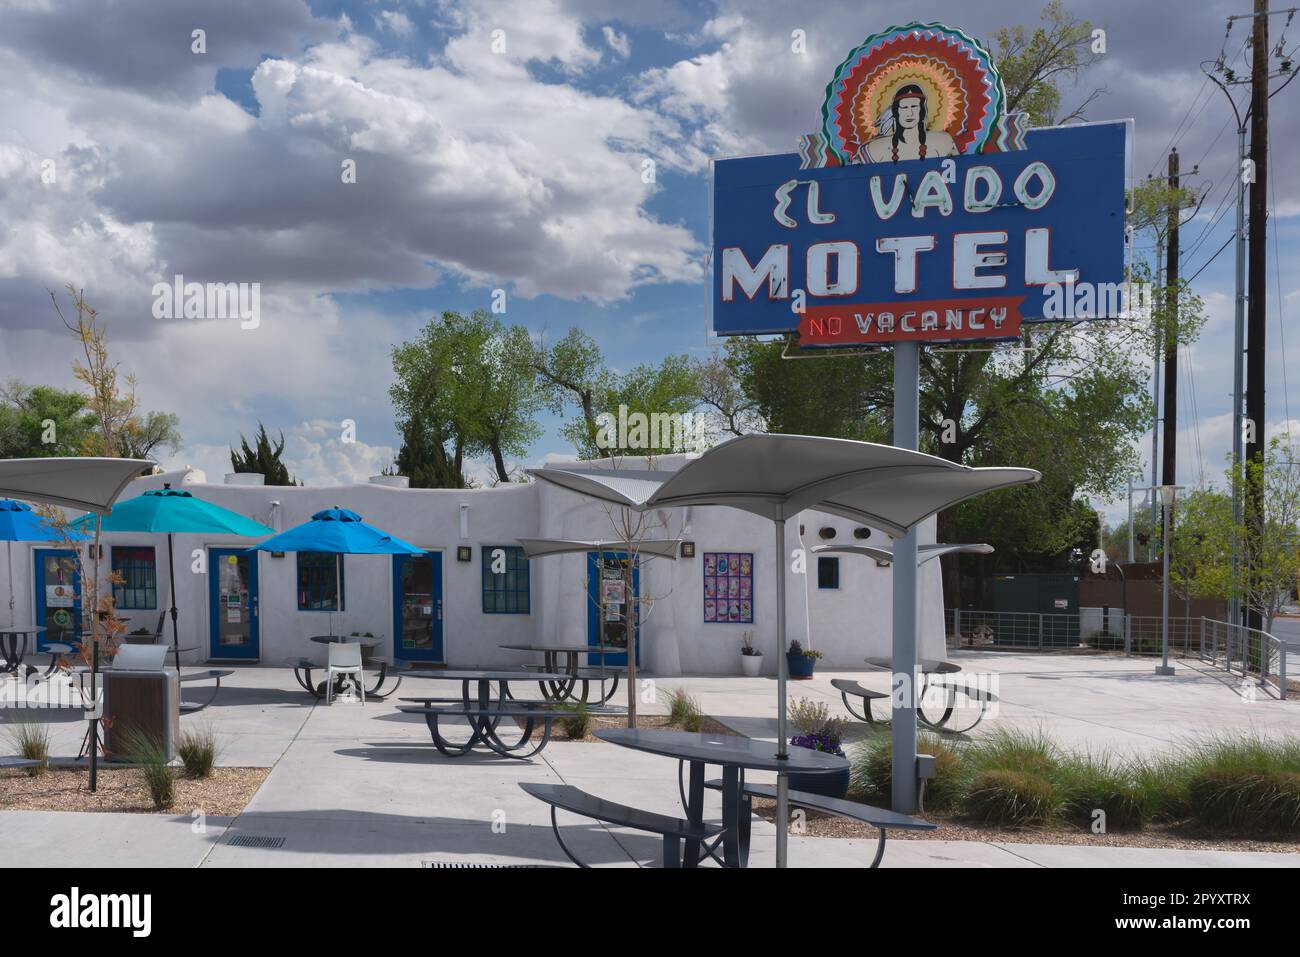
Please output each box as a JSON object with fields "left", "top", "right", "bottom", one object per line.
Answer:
{"left": 786, "top": 640, "right": 822, "bottom": 679}
{"left": 787, "top": 697, "right": 850, "bottom": 798}
{"left": 739, "top": 630, "right": 763, "bottom": 677}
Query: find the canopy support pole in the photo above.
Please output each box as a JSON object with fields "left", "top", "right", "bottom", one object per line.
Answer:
{"left": 774, "top": 507, "right": 788, "bottom": 869}
{"left": 167, "top": 533, "right": 181, "bottom": 672}
{"left": 891, "top": 342, "right": 920, "bottom": 814}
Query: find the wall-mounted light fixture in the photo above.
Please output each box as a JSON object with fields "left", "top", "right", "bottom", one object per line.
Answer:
{"left": 457, "top": 545, "right": 473, "bottom": 562}
{"left": 459, "top": 504, "right": 470, "bottom": 541}
{"left": 679, "top": 541, "right": 696, "bottom": 559}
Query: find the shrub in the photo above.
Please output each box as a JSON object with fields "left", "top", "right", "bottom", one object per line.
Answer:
{"left": 5, "top": 722, "right": 50, "bottom": 777}
{"left": 177, "top": 726, "right": 220, "bottom": 779}
{"left": 1181, "top": 735, "right": 1300, "bottom": 834}
{"left": 1055, "top": 753, "right": 1147, "bottom": 830}
{"left": 789, "top": 698, "right": 848, "bottom": 745}
{"left": 665, "top": 688, "right": 703, "bottom": 729}
{"left": 122, "top": 729, "right": 176, "bottom": 810}
{"left": 557, "top": 703, "right": 591, "bottom": 740}
{"left": 850, "top": 730, "right": 962, "bottom": 812}
{"left": 964, "top": 769, "right": 1057, "bottom": 826}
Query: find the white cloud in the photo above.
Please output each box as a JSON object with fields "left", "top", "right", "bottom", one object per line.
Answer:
{"left": 602, "top": 26, "right": 630, "bottom": 59}
{"left": 376, "top": 10, "right": 414, "bottom": 37}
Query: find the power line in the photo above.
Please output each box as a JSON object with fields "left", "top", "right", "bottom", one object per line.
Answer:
{"left": 1184, "top": 232, "right": 1236, "bottom": 285}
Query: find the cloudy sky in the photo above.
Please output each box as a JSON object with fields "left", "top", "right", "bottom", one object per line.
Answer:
{"left": 1, "top": 0, "right": 1297, "bottom": 522}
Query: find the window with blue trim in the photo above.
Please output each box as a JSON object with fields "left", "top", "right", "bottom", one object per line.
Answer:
{"left": 298, "top": 552, "right": 345, "bottom": 611}
{"left": 482, "top": 545, "right": 530, "bottom": 613}
{"left": 817, "top": 556, "right": 840, "bottom": 590}
{"left": 112, "top": 546, "right": 157, "bottom": 610}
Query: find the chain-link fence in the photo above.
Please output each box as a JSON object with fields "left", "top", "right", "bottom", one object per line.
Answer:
{"left": 945, "top": 609, "right": 1288, "bottom": 699}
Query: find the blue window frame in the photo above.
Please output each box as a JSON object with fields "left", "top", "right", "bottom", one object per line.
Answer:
{"left": 112, "top": 545, "right": 157, "bottom": 610}
{"left": 298, "top": 552, "right": 344, "bottom": 611}
{"left": 482, "top": 545, "right": 530, "bottom": 614}
{"left": 817, "top": 556, "right": 840, "bottom": 590}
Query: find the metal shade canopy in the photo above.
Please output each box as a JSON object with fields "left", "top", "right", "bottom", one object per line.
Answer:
{"left": 517, "top": 538, "right": 681, "bottom": 561}
{"left": 813, "top": 542, "right": 994, "bottom": 566}
{"left": 0, "top": 457, "right": 152, "bottom": 514}
{"left": 529, "top": 433, "right": 1039, "bottom": 869}
{"left": 527, "top": 435, "right": 1036, "bottom": 538}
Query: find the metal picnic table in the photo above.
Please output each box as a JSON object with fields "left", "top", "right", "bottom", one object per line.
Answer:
{"left": 498, "top": 643, "right": 627, "bottom": 705}
{"left": 0, "top": 625, "right": 46, "bottom": 675}
{"left": 595, "top": 728, "right": 847, "bottom": 868}
{"left": 397, "top": 669, "right": 576, "bottom": 759}
{"left": 290, "top": 635, "right": 403, "bottom": 701}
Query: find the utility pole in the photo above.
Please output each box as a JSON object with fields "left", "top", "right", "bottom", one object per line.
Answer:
{"left": 1244, "top": 0, "right": 1270, "bottom": 632}
{"left": 1149, "top": 235, "right": 1163, "bottom": 562}
{"left": 1162, "top": 149, "right": 1181, "bottom": 492}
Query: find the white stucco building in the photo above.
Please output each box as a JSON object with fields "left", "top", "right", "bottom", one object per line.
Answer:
{"left": 2, "top": 455, "right": 946, "bottom": 674}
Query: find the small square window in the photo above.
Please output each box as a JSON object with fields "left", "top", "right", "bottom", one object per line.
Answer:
{"left": 112, "top": 546, "right": 157, "bottom": 610}
{"left": 482, "top": 546, "right": 530, "bottom": 614}
{"left": 817, "top": 556, "right": 840, "bottom": 590}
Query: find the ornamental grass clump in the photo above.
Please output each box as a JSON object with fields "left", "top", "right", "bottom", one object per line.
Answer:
{"left": 665, "top": 688, "right": 705, "bottom": 732}
{"left": 849, "top": 728, "right": 962, "bottom": 812}
{"left": 5, "top": 721, "right": 50, "bottom": 777}
{"left": 177, "top": 725, "right": 221, "bottom": 779}
{"left": 964, "top": 769, "right": 1057, "bottom": 826}
{"left": 1054, "top": 752, "right": 1147, "bottom": 830}
{"left": 557, "top": 702, "right": 591, "bottom": 740}
{"left": 1180, "top": 735, "right": 1300, "bottom": 835}
{"left": 122, "top": 729, "right": 176, "bottom": 811}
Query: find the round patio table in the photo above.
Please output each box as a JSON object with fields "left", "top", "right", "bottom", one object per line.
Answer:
{"left": 499, "top": 643, "right": 626, "bottom": 705}
{"left": 0, "top": 626, "right": 46, "bottom": 674}
{"left": 595, "top": 728, "right": 846, "bottom": 868}
{"left": 401, "top": 670, "right": 570, "bottom": 758}
{"left": 297, "top": 635, "right": 399, "bottom": 700}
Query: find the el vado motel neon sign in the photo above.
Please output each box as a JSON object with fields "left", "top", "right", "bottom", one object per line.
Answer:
{"left": 709, "top": 22, "right": 1131, "bottom": 347}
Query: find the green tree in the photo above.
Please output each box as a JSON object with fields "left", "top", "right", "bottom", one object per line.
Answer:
{"left": 0, "top": 382, "right": 98, "bottom": 457}
{"left": 120, "top": 411, "right": 182, "bottom": 460}
{"left": 390, "top": 311, "right": 542, "bottom": 486}
{"left": 230, "top": 425, "right": 298, "bottom": 486}
{"left": 994, "top": 0, "right": 1104, "bottom": 125}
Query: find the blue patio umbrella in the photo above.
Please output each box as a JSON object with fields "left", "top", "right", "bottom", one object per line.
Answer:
{"left": 0, "top": 499, "right": 89, "bottom": 628}
{"left": 245, "top": 507, "right": 423, "bottom": 636}
{"left": 73, "top": 484, "right": 275, "bottom": 669}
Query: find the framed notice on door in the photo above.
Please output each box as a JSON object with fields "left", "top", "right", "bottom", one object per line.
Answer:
{"left": 703, "top": 552, "right": 753, "bottom": 624}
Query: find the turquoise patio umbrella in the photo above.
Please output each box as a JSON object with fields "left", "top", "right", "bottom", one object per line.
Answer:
{"left": 245, "top": 507, "right": 423, "bottom": 636}
{"left": 74, "top": 484, "right": 274, "bottom": 669}
{"left": 0, "top": 498, "right": 89, "bottom": 629}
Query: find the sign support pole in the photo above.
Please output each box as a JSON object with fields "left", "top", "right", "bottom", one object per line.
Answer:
{"left": 891, "top": 341, "right": 920, "bottom": 813}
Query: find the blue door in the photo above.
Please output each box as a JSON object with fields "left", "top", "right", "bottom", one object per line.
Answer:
{"left": 34, "top": 548, "right": 81, "bottom": 651}
{"left": 392, "top": 551, "right": 443, "bottom": 662}
{"left": 209, "top": 548, "right": 259, "bottom": 660}
{"left": 587, "top": 551, "right": 639, "bottom": 667}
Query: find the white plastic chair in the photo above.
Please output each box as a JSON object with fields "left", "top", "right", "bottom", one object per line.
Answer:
{"left": 325, "top": 642, "right": 364, "bottom": 706}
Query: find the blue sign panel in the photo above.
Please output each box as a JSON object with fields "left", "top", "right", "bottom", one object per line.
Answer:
{"left": 711, "top": 121, "right": 1128, "bottom": 344}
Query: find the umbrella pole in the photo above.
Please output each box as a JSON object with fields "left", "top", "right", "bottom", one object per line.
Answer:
{"left": 333, "top": 554, "right": 341, "bottom": 637}
{"left": 167, "top": 533, "right": 180, "bottom": 672}
{"left": 7, "top": 540, "right": 14, "bottom": 628}
{"left": 89, "top": 516, "right": 101, "bottom": 793}
{"left": 774, "top": 512, "right": 788, "bottom": 870}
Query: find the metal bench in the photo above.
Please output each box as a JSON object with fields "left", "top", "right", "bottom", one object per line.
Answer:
{"left": 398, "top": 704, "right": 578, "bottom": 759}
{"left": 830, "top": 678, "right": 890, "bottom": 723}
{"left": 918, "top": 681, "right": 999, "bottom": 734}
{"left": 29, "top": 642, "right": 75, "bottom": 678}
{"left": 704, "top": 779, "right": 934, "bottom": 867}
{"left": 178, "top": 669, "right": 235, "bottom": 713}
{"left": 292, "top": 657, "right": 402, "bottom": 701}
{"left": 520, "top": 782, "right": 723, "bottom": 868}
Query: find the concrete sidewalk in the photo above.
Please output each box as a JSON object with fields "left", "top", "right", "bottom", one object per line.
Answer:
{"left": 2, "top": 654, "right": 1297, "bottom": 867}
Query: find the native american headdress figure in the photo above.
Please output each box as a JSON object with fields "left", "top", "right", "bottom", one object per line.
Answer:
{"left": 817, "top": 22, "right": 1008, "bottom": 166}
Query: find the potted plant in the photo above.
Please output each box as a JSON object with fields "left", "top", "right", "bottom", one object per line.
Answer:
{"left": 739, "top": 630, "right": 762, "bottom": 677}
{"left": 786, "top": 639, "right": 822, "bottom": 679}
{"left": 787, "top": 697, "right": 850, "bottom": 798}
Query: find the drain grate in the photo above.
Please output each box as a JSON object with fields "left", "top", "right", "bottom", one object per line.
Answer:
{"left": 421, "top": 861, "right": 546, "bottom": 869}
{"left": 228, "top": 835, "right": 286, "bottom": 849}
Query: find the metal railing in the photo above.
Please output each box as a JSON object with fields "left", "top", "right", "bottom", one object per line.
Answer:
{"left": 1200, "top": 617, "right": 1289, "bottom": 700}
{"left": 945, "top": 609, "right": 1288, "bottom": 700}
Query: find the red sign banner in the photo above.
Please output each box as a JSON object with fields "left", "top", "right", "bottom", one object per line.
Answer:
{"left": 796, "top": 296, "right": 1024, "bottom": 347}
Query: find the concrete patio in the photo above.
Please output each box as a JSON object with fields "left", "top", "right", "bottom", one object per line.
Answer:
{"left": 1, "top": 650, "right": 1297, "bottom": 868}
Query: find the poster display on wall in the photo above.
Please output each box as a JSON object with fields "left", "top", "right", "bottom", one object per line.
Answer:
{"left": 704, "top": 551, "right": 754, "bottom": 623}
